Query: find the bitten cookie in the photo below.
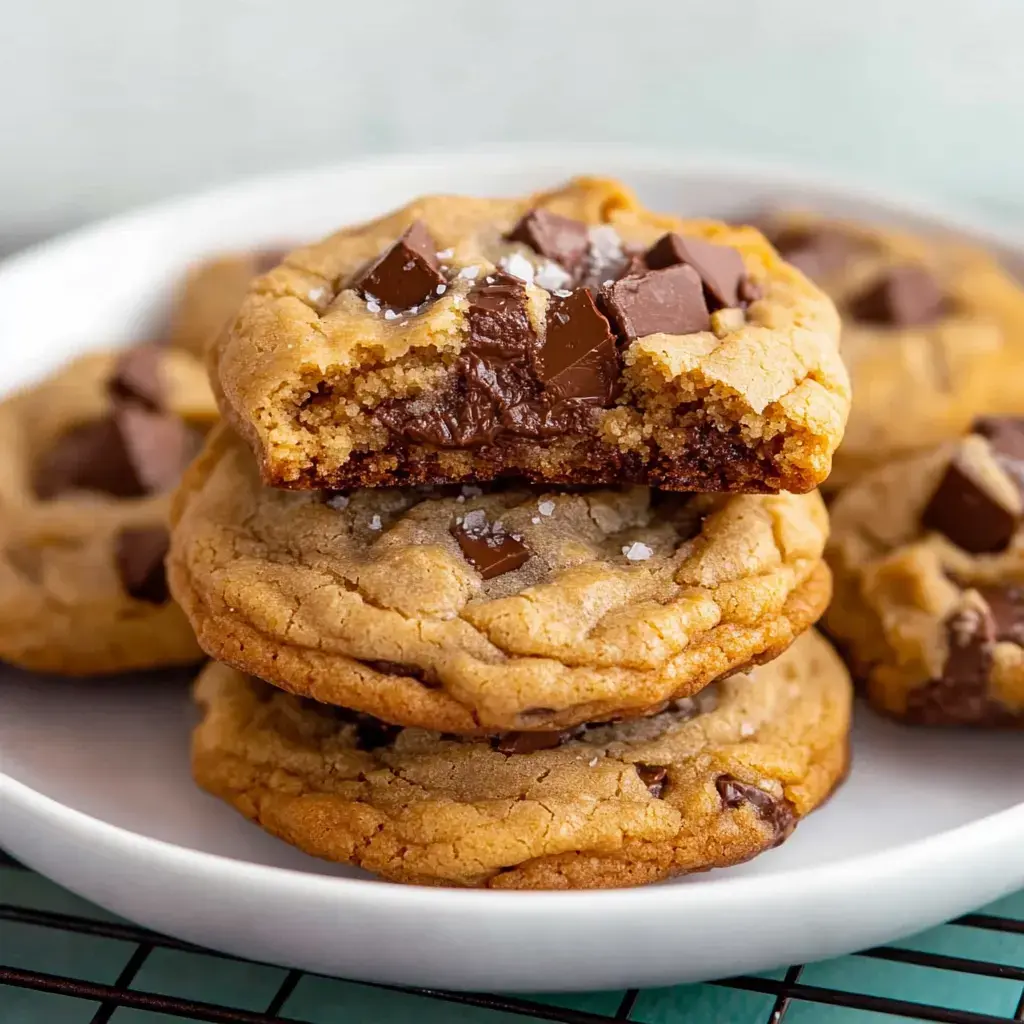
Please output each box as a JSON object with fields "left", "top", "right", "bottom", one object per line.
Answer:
{"left": 0, "top": 346, "right": 217, "bottom": 674}
{"left": 169, "top": 425, "right": 832, "bottom": 733}
{"left": 763, "top": 213, "right": 1024, "bottom": 488}
{"left": 168, "top": 249, "right": 289, "bottom": 358}
{"left": 192, "top": 630, "right": 851, "bottom": 889}
{"left": 212, "top": 177, "right": 847, "bottom": 494}
{"left": 826, "top": 417, "right": 1024, "bottom": 725}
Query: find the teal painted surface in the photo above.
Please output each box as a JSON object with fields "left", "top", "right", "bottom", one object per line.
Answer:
{"left": 1, "top": 865, "right": 1022, "bottom": 1023}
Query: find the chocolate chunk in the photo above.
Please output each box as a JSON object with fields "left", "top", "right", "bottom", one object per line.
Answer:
{"left": 635, "top": 763, "right": 668, "bottom": 798}
{"left": 603, "top": 264, "right": 710, "bottom": 340}
{"left": 116, "top": 405, "right": 202, "bottom": 494}
{"left": 848, "top": 265, "right": 945, "bottom": 327}
{"left": 354, "top": 221, "right": 445, "bottom": 310}
{"left": 644, "top": 233, "right": 747, "bottom": 310}
{"left": 108, "top": 344, "right": 164, "bottom": 410}
{"left": 492, "top": 730, "right": 574, "bottom": 754}
{"left": 328, "top": 706, "right": 402, "bottom": 750}
{"left": 115, "top": 526, "right": 170, "bottom": 604}
{"left": 973, "top": 417, "right": 1024, "bottom": 497}
{"left": 977, "top": 585, "right": 1024, "bottom": 645}
{"left": 33, "top": 418, "right": 148, "bottom": 500}
{"left": 363, "top": 659, "right": 430, "bottom": 682}
{"left": 537, "top": 289, "right": 619, "bottom": 403}
{"left": 921, "top": 455, "right": 1018, "bottom": 554}
{"left": 465, "top": 272, "right": 537, "bottom": 359}
{"left": 770, "top": 225, "right": 865, "bottom": 282}
{"left": 451, "top": 512, "right": 530, "bottom": 580}
{"left": 716, "top": 774, "right": 795, "bottom": 846}
{"left": 506, "top": 209, "right": 589, "bottom": 272}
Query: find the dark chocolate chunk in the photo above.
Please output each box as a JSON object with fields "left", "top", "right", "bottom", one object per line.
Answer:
{"left": 603, "top": 264, "right": 710, "bottom": 340}
{"left": 363, "top": 659, "right": 430, "bottom": 682}
{"left": 921, "top": 455, "right": 1018, "bottom": 554}
{"left": 644, "top": 233, "right": 747, "bottom": 310}
{"left": 492, "top": 731, "right": 570, "bottom": 755}
{"left": 33, "top": 418, "right": 148, "bottom": 500}
{"left": 973, "top": 417, "right": 1024, "bottom": 497}
{"left": 108, "top": 344, "right": 164, "bottom": 410}
{"left": 848, "top": 265, "right": 945, "bottom": 327}
{"left": 115, "top": 526, "right": 170, "bottom": 604}
{"left": 116, "top": 404, "right": 203, "bottom": 494}
{"left": 537, "top": 289, "right": 619, "bottom": 403}
{"left": 451, "top": 512, "right": 530, "bottom": 580}
{"left": 330, "top": 707, "right": 403, "bottom": 750}
{"left": 465, "top": 272, "right": 537, "bottom": 359}
{"left": 770, "top": 225, "right": 865, "bottom": 282}
{"left": 354, "top": 221, "right": 445, "bottom": 310}
{"left": 635, "top": 762, "right": 668, "bottom": 798}
{"left": 506, "top": 209, "right": 589, "bottom": 272}
{"left": 716, "top": 774, "right": 795, "bottom": 846}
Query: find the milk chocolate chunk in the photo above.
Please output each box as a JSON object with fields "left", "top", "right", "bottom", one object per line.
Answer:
{"left": 635, "top": 762, "right": 668, "bottom": 798}
{"left": 644, "top": 233, "right": 747, "bottom": 309}
{"left": 506, "top": 209, "right": 589, "bottom": 272}
{"left": 33, "top": 418, "right": 147, "bottom": 500}
{"left": 116, "top": 405, "right": 202, "bottom": 494}
{"left": 921, "top": 456, "right": 1018, "bottom": 554}
{"left": 603, "top": 264, "right": 710, "bottom": 340}
{"left": 770, "top": 225, "right": 864, "bottom": 282}
{"left": 354, "top": 221, "right": 445, "bottom": 309}
{"left": 716, "top": 774, "right": 795, "bottom": 845}
{"left": 108, "top": 344, "right": 164, "bottom": 409}
{"left": 115, "top": 526, "right": 170, "bottom": 604}
{"left": 451, "top": 512, "right": 530, "bottom": 580}
{"left": 537, "top": 289, "right": 619, "bottom": 403}
{"left": 977, "top": 585, "right": 1024, "bottom": 645}
{"left": 848, "top": 265, "right": 945, "bottom": 327}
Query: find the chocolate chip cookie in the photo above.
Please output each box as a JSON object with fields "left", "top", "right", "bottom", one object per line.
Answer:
{"left": 826, "top": 417, "right": 1024, "bottom": 724}
{"left": 763, "top": 213, "right": 1024, "bottom": 488}
{"left": 212, "top": 177, "right": 847, "bottom": 495}
{"left": 168, "top": 249, "right": 287, "bottom": 357}
{"left": 0, "top": 346, "right": 217, "bottom": 674}
{"left": 168, "top": 425, "right": 832, "bottom": 733}
{"left": 192, "top": 629, "right": 851, "bottom": 889}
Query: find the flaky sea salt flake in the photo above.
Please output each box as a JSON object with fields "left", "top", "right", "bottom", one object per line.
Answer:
{"left": 368, "top": 514, "right": 382, "bottom": 531}
{"left": 537, "top": 500, "right": 555, "bottom": 517}
{"left": 622, "top": 541, "right": 653, "bottom": 561}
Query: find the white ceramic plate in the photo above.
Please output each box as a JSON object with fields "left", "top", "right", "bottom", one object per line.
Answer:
{"left": 1, "top": 149, "right": 1023, "bottom": 993}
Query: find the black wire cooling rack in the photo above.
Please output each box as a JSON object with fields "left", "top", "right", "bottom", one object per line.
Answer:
{"left": 2, "top": 846, "right": 1022, "bottom": 1024}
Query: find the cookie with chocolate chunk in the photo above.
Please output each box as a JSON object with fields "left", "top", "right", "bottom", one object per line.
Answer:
{"left": 826, "top": 417, "right": 1024, "bottom": 725}
{"left": 191, "top": 630, "right": 851, "bottom": 889}
{"left": 212, "top": 177, "right": 847, "bottom": 495}
{"left": 762, "top": 212, "right": 1024, "bottom": 489}
{"left": 168, "top": 425, "right": 832, "bottom": 733}
{"left": 0, "top": 346, "right": 218, "bottom": 674}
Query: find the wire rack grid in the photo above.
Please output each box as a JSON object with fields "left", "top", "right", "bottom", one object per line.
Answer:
{"left": 1, "top": 847, "right": 1022, "bottom": 1024}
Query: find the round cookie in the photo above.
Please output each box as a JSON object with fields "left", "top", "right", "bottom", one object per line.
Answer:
{"left": 192, "top": 630, "right": 851, "bottom": 889}
{"left": 167, "top": 249, "right": 288, "bottom": 358}
{"left": 826, "top": 417, "right": 1024, "bottom": 725}
{"left": 763, "top": 212, "right": 1024, "bottom": 489}
{"left": 169, "top": 425, "right": 832, "bottom": 733}
{"left": 0, "top": 346, "right": 218, "bottom": 675}
{"left": 212, "top": 176, "right": 847, "bottom": 495}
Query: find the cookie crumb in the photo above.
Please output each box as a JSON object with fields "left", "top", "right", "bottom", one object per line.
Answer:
{"left": 622, "top": 541, "right": 653, "bottom": 561}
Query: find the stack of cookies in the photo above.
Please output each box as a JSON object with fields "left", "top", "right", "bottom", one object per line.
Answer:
{"left": 167, "top": 178, "right": 855, "bottom": 888}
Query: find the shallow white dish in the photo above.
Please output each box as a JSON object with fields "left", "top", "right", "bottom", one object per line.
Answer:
{"left": 1, "top": 148, "right": 1022, "bottom": 993}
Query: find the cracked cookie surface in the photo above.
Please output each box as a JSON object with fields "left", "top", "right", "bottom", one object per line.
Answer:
{"left": 213, "top": 177, "right": 847, "bottom": 495}
{"left": 826, "top": 418, "right": 1024, "bottom": 725}
{"left": 0, "top": 347, "right": 217, "bottom": 674}
{"left": 169, "top": 425, "right": 831, "bottom": 732}
{"left": 192, "top": 629, "right": 851, "bottom": 889}
{"left": 763, "top": 212, "right": 1024, "bottom": 489}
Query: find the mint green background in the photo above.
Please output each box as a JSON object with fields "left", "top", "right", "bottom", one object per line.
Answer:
{"left": 1, "top": 863, "right": 1021, "bottom": 1023}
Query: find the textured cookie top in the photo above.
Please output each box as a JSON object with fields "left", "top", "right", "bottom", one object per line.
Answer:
{"left": 762, "top": 212, "right": 1024, "bottom": 487}
{"left": 192, "top": 629, "right": 852, "bottom": 888}
{"left": 827, "top": 417, "right": 1024, "bottom": 724}
{"left": 213, "top": 177, "right": 847, "bottom": 492}
{"left": 0, "top": 347, "right": 217, "bottom": 674}
{"left": 169, "top": 426, "right": 831, "bottom": 732}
